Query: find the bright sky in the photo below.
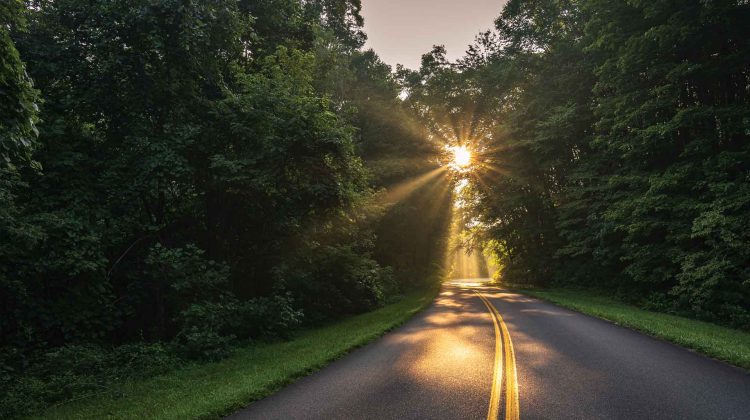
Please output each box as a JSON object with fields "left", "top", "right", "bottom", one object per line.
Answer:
{"left": 361, "top": 0, "right": 507, "bottom": 70}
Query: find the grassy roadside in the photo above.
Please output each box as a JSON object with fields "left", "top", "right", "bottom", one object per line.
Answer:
{"left": 517, "top": 288, "right": 750, "bottom": 370}
{"left": 37, "top": 287, "right": 439, "bottom": 419}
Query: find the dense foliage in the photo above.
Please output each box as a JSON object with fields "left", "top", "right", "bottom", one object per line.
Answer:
{"left": 0, "top": 0, "right": 447, "bottom": 416}
{"left": 417, "top": 0, "right": 749, "bottom": 328}
{"left": 5, "top": 0, "right": 747, "bottom": 416}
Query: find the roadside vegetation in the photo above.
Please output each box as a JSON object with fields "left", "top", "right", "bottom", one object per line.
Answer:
{"left": 35, "top": 287, "right": 438, "bottom": 420}
{"left": 518, "top": 288, "right": 750, "bottom": 370}
{"left": 1, "top": 0, "right": 450, "bottom": 417}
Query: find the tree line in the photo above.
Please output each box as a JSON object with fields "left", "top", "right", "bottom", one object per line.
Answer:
{"left": 409, "top": 0, "right": 749, "bottom": 329}
{"left": 1, "top": 0, "right": 450, "bottom": 415}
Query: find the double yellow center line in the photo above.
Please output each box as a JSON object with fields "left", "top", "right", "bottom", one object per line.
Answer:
{"left": 475, "top": 291, "right": 520, "bottom": 420}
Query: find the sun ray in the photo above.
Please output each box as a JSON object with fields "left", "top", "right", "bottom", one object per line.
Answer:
{"left": 378, "top": 166, "right": 448, "bottom": 205}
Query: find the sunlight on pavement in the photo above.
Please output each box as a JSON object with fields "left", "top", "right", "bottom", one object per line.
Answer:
{"left": 446, "top": 279, "right": 493, "bottom": 288}
{"left": 408, "top": 289, "right": 492, "bottom": 385}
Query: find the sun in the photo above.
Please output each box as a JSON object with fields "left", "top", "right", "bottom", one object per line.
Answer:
{"left": 450, "top": 146, "right": 472, "bottom": 169}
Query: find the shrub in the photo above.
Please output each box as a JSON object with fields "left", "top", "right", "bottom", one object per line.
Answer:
{"left": 172, "top": 295, "right": 303, "bottom": 361}
{"left": 172, "top": 300, "right": 236, "bottom": 361}
{"left": 173, "top": 329, "right": 234, "bottom": 362}
{"left": 285, "top": 245, "right": 398, "bottom": 319}
{"left": 229, "top": 295, "right": 304, "bottom": 339}
{"left": 0, "top": 343, "right": 180, "bottom": 418}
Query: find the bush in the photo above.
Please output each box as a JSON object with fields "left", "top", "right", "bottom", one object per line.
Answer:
{"left": 172, "top": 295, "right": 303, "bottom": 361}
{"left": 0, "top": 343, "right": 180, "bottom": 418}
{"left": 172, "top": 300, "right": 237, "bottom": 361}
{"left": 173, "top": 329, "right": 234, "bottom": 362}
{"left": 285, "top": 245, "right": 398, "bottom": 320}
{"left": 229, "top": 295, "right": 304, "bottom": 339}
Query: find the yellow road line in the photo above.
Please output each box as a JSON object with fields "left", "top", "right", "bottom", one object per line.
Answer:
{"left": 497, "top": 304, "right": 519, "bottom": 420}
{"left": 475, "top": 291, "right": 520, "bottom": 420}
{"left": 475, "top": 291, "right": 503, "bottom": 420}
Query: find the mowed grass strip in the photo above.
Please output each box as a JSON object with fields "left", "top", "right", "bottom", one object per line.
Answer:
{"left": 38, "top": 287, "right": 438, "bottom": 419}
{"left": 518, "top": 288, "right": 750, "bottom": 370}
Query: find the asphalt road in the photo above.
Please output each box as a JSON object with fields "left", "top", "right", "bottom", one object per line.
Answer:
{"left": 229, "top": 279, "right": 750, "bottom": 420}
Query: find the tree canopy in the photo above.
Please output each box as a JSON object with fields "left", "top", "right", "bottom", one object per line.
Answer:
{"left": 1, "top": 3, "right": 448, "bottom": 414}
{"left": 410, "top": 0, "right": 750, "bottom": 328}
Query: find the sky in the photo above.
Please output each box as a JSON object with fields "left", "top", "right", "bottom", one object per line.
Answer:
{"left": 361, "top": 0, "right": 507, "bottom": 70}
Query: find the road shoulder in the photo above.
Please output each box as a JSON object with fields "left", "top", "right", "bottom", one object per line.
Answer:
{"left": 517, "top": 288, "right": 750, "bottom": 370}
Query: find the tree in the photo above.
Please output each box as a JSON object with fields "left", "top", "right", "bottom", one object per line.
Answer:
{"left": 582, "top": 0, "right": 750, "bottom": 324}
{"left": 0, "top": 0, "right": 38, "bottom": 166}
{"left": 447, "top": 0, "right": 750, "bottom": 327}
{"left": 0, "top": 0, "right": 41, "bottom": 349}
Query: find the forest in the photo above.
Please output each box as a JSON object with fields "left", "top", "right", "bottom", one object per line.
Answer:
{"left": 1, "top": 0, "right": 749, "bottom": 417}
{"left": 1, "top": 0, "right": 451, "bottom": 415}
{"left": 446, "top": 0, "right": 750, "bottom": 329}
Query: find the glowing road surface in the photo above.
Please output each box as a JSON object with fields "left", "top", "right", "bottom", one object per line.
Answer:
{"left": 229, "top": 279, "right": 750, "bottom": 420}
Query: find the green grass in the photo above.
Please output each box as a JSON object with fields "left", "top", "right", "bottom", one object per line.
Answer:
{"left": 38, "top": 287, "right": 438, "bottom": 419}
{"left": 518, "top": 288, "right": 750, "bottom": 370}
